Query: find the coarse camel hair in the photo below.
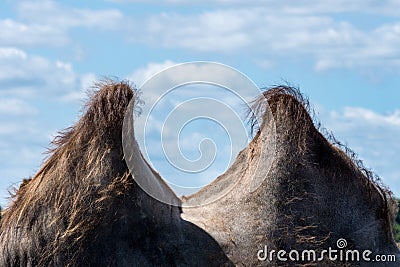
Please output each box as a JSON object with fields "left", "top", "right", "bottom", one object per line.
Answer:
{"left": 0, "top": 80, "right": 399, "bottom": 266}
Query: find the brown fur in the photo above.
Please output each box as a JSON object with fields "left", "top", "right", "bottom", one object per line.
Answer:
{"left": 0, "top": 81, "right": 137, "bottom": 265}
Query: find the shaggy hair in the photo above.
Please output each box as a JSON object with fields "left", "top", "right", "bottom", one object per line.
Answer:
{"left": 0, "top": 81, "right": 138, "bottom": 265}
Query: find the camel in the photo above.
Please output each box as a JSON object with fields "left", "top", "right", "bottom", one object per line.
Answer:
{"left": 0, "top": 81, "right": 398, "bottom": 266}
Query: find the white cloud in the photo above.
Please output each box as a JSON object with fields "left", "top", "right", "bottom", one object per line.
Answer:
{"left": 132, "top": 10, "right": 253, "bottom": 52}
{"left": 2, "top": 1, "right": 400, "bottom": 71}
{"left": 125, "top": 8, "right": 400, "bottom": 71}
{"left": 314, "top": 22, "right": 400, "bottom": 71}
{"left": 338, "top": 107, "right": 400, "bottom": 126}
{"left": 0, "top": 98, "right": 38, "bottom": 116}
{"left": 109, "top": 0, "right": 400, "bottom": 16}
{"left": 0, "top": 19, "right": 67, "bottom": 47}
{"left": 16, "top": 1, "right": 124, "bottom": 30}
{"left": 0, "top": 46, "right": 94, "bottom": 102}
{"left": 0, "top": 47, "right": 27, "bottom": 59}
{"left": 128, "top": 60, "right": 177, "bottom": 86}
{"left": 0, "top": 1, "right": 125, "bottom": 48}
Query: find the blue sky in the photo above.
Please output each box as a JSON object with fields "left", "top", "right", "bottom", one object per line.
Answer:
{"left": 0, "top": 0, "right": 399, "bottom": 207}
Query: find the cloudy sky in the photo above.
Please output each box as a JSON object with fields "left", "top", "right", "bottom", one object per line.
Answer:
{"left": 0, "top": 0, "right": 399, "bottom": 207}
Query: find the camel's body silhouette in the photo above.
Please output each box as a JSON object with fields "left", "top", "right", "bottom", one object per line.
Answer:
{"left": 0, "top": 81, "right": 398, "bottom": 266}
